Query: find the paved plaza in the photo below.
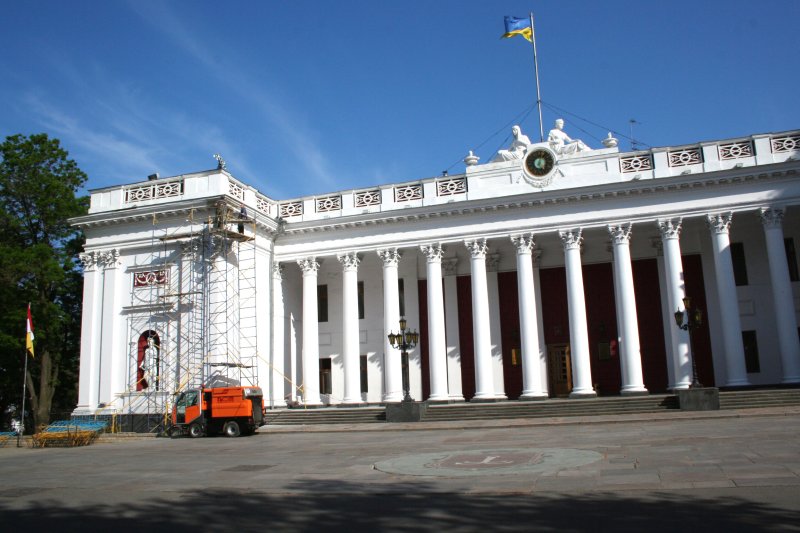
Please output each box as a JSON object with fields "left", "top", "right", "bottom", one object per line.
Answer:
{"left": 2, "top": 408, "right": 800, "bottom": 531}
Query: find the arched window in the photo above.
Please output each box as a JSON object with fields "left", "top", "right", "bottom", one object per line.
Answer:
{"left": 136, "top": 331, "right": 160, "bottom": 391}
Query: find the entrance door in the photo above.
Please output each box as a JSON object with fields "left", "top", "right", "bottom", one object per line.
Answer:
{"left": 547, "top": 344, "right": 572, "bottom": 397}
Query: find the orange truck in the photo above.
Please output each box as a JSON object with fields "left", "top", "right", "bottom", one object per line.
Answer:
{"left": 170, "top": 386, "right": 265, "bottom": 437}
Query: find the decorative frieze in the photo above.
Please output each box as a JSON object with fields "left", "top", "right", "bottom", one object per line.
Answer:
{"left": 124, "top": 181, "right": 183, "bottom": 203}
{"left": 437, "top": 177, "right": 467, "bottom": 197}
{"left": 279, "top": 202, "right": 303, "bottom": 218}
{"left": 620, "top": 154, "right": 653, "bottom": 173}
{"left": 668, "top": 148, "right": 702, "bottom": 167}
{"left": 355, "top": 189, "right": 381, "bottom": 208}
{"left": 771, "top": 135, "right": 800, "bottom": 153}
{"left": 395, "top": 184, "right": 423, "bottom": 202}
{"left": 316, "top": 195, "right": 342, "bottom": 213}
{"left": 133, "top": 270, "right": 169, "bottom": 288}
{"left": 718, "top": 141, "right": 753, "bottom": 160}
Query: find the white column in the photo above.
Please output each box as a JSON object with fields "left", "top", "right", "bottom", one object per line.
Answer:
{"left": 487, "top": 253, "right": 507, "bottom": 399}
{"left": 707, "top": 213, "right": 750, "bottom": 386}
{"left": 338, "top": 252, "right": 362, "bottom": 404}
{"left": 270, "top": 263, "right": 287, "bottom": 407}
{"left": 559, "top": 229, "right": 596, "bottom": 398}
{"left": 97, "top": 249, "right": 126, "bottom": 409}
{"left": 442, "top": 258, "right": 464, "bottom": 401}
{"left": 378, "top": 249, "right": 403, "bottom": 402}
{"left": 658, "top": 219, "right": 692, "bottom": 389}
{"left": 297, "top": 257, "right": 322, "bottom": 405}
{"left": 760, "top": 208, "right": 800, "bottom": 383}
{"left": 511, "top": 234, "right": 547, "bottom": 400}
{"left": 608, "top": 224, "right": 648, "bottom": 395}
{"left": 465, "top": 239, "right": 496, "bottom": 400}
{"left": 420, "top": 243, "right": 449, "bottom": 401}
{"left": 254, "top": 243, "right": 272, "bottom": 396}
{"left": 76, "top": 252, "right": 101, "bottom": 411}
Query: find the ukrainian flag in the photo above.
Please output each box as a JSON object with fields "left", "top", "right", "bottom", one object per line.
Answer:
{"left": 502, "top": 16, "right": 532, "bottom": 42}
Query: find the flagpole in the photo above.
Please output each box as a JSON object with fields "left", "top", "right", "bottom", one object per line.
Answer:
{"left": 530, "top": 12, "right": 544, "bottom": 142}
{"left": 17, "top": 306, "right": 30, "bottom": 448}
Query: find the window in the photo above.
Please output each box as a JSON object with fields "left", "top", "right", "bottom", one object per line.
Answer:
{"left": 360, "top": 355, "right": 368, "bottom": 393}
{"left": 317, "top": 285, "right": 328, "bottom": 322}
{"left": 731, "top": 242, "right": 748, "bottom": 286}
{"left": 398, "top": 278, "right": 406, "bottom": 317}
{"left": 785, "top": 238, "right": 799, "bottom": 282}
{"left": 319, "top": 358, "right": 332, "bottom": 394}
{"left": 742, "top": 330, "right": 760, "bottom": 373}
{"left": 358, "top": 281, "right": 365, "bottom": 319}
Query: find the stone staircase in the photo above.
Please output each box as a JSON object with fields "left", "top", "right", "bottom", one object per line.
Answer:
{"left": 719, "top": 388, "right": 800, "bottom": 409}
{"left": 261, "top": 388, "right": 800, "bottom": 426}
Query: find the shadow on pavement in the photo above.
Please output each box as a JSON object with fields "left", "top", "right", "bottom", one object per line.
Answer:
{"left": 1, "top": 480, "right": 798, "bottom": 532}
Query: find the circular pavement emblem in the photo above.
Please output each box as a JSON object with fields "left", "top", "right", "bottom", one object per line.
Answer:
{"left": 374, "top": 448, "right": 602, "bottom": 478}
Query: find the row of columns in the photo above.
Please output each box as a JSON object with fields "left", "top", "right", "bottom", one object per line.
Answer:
{"left": 278, "top": 208, "right": 799, "bottom": 406}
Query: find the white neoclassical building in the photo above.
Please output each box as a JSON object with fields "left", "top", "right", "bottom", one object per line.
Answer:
{"left": 71, "top": 126, "right": 800, "bottom": 422}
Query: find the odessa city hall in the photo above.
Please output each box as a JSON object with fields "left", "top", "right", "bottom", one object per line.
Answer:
{"left": 70, "top": 120, "right": 800, "bottom": 424}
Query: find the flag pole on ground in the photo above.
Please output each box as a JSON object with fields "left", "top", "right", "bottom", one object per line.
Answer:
{"left": 17, "top": 303, "right": 34, "bottom": 448}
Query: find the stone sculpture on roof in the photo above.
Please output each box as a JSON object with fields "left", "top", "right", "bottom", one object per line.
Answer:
{"left": 548, "top": 118, "right": 591, "bottom": 155}
{"left": 490, "top": 125, "right": 532, "bottom": 162}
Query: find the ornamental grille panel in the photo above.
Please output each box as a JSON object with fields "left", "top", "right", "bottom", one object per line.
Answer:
{"left": 279, "top": 201, "right": 303, "bottom": 217}
{"left": 124, "top": 181, "right": 183, "bottom": 203}
{"left": 354, "top": 189, "right": 381, "bottom": 207}
{"left": 772, "top": 135, "right": 800, "bottom": 153}
{"left": 394, "top": 184, "right": 423, "bottom": 202}
{"left": 718, "top": 141, "right": 753, "bottom": 160}
{"left": 620, "top": 154, "right": 653, "bottom": 173}
{"left": 228, "top": 180, "right": 245, "bottom": 200}
{"left": 255, "top": 196, "right": 270, "bottom": 215}
{"left": 133, "top": 270, "right": 169, "bottom": 288}
{"left": 437, "top": 177, "right": 467, "bottom": 196}
{"left": 316, "top": 195, "right": 342, "bottom": 212}
{"left": 668, "top": 148, "right": 703, "bottom": 167}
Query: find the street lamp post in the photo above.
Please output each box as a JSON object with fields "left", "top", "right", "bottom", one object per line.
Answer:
{"left": 387, "top": 317, "right": 419, "bottom": 402}
{"left": 674, "top": 297, "right": 704, "bottom": 389}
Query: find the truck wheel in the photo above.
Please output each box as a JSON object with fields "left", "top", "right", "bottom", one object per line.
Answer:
{"left": 223, "top": 421, "right": 241, "bottom": 438}
{"left": 188, "top": 423, "right": 203, "bottom": 438}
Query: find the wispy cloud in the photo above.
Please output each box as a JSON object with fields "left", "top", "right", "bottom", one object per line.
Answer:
{"left": 125, "top": 1, "right": 337, "bottom": 192}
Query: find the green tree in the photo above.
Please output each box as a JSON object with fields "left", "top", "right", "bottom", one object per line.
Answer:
{"left": 0, "top": 133, "right": 88, "bottom": 431}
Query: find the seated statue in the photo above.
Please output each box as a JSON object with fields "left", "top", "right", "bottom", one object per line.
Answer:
{"left": 491, "top": 125, "right": 531, "bottom": 162}
{"left": 548, "top": 118, "right": 591, "bottom": 155}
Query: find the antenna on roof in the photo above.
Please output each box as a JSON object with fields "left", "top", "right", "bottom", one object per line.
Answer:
{"left": 629, "top": 119, "right": 642, "bottom": 151}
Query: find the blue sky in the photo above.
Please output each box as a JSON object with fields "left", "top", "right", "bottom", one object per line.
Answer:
{"left": 1, "top": 1, "right": 798, "bottom": 200}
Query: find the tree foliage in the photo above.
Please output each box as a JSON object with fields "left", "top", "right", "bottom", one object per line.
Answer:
{"left": 0, "top": 133, "right": 88, "bottom": 431}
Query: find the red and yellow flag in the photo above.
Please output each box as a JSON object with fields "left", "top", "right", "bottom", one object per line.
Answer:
{"left": 26, "top": 304, "right": 34, "bottom": 358}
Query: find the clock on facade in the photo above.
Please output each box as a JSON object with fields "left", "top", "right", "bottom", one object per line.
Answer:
{"left": 524, "top": 147, "right": 556, "bottom": 178}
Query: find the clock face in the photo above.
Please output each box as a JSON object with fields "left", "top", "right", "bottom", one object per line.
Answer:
{"left": 524, "top": 148, "right": 556, "bottom": 177}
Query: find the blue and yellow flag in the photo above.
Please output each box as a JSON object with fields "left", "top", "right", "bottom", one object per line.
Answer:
{"left": 502, "top": 16, "right": 532, "bottom": 42}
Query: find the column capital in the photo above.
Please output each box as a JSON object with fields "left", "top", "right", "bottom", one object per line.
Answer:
{"left": 96, "top": 248, "right": 121, "bottom": 269}
{"left": 510, "top": 233, "right": 536, "bottom": 254}
{"left": 272, "top": 263, "right": 283, "bottom": 280}
{"left": 650, "top": 237, "right": 664, "bottom": 256}
{"left": 487, "top": 253, "right": 501, "bottom": 272}
{"left": 79, "top": 252, "right": 97, "bottom": 271}
{"left": 442, "top": 257, "right": 459, "bottom": 276}
{"left": 559, "top": 229, "right": 583, "bottom": 251}
{"left": 706, "top": 212, "right": 733, "bottom": 234}
{"left": 297, "top": 257, "right": 320, "bottom": 274}
{"left": 377, "top": 248, "right": 402, "bottom": 266}
{"left": 532, "top": 249, "right": 542, "bottom": 267}
{"left": 420, "top": 243, "right": 445, "bottom": 262}
{"left": 180, "top": 240, "right": 200, "bottom": 259}
{"left": 337, "top": 251, "right": 361, "bottom": 271}
{"left": 759, "top": 207, "right": 785, "bottom": 229}
{"left": 607, "top": 223, "right": 633, "bottom": 245}
{"left": 464, "top": 238, "right": 488, "bottom": 258}
{"left": 657, "top": 218, "right": 683, "bottom": 240}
